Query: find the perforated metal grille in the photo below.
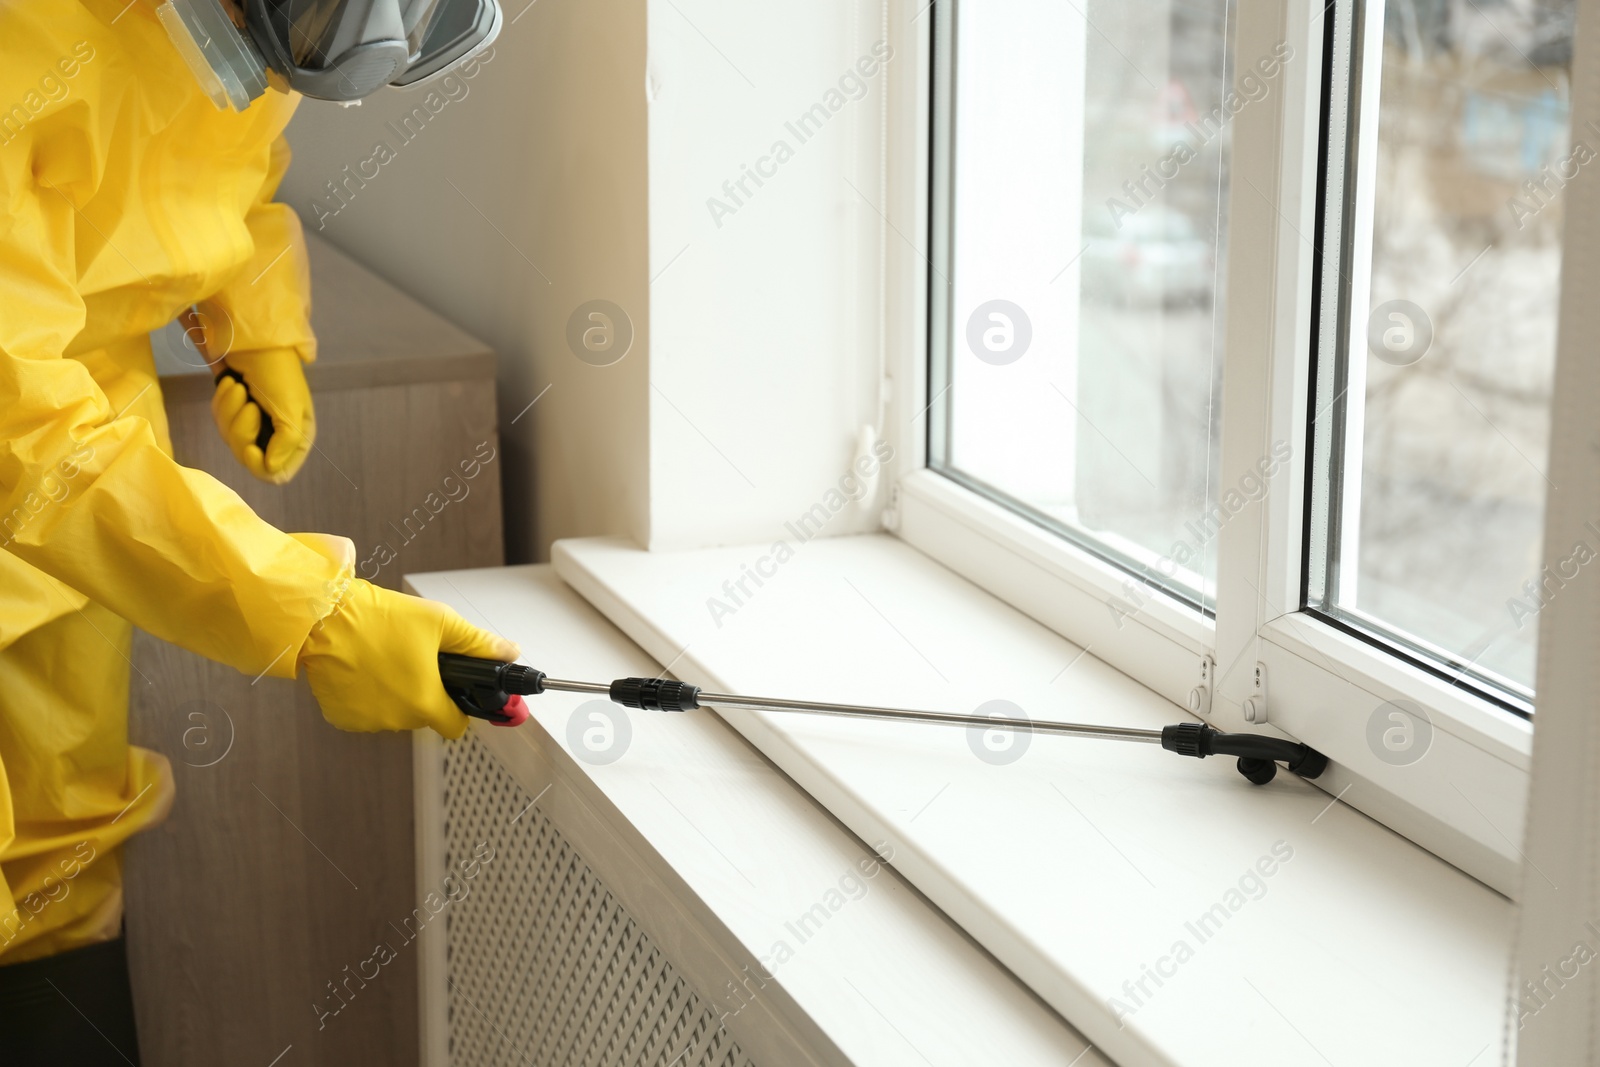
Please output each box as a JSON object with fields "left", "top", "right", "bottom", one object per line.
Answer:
{"left": 441, "top": 734, "right": 759, "bottom": 1067}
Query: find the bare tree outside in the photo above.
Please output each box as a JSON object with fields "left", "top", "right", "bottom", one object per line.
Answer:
{"left": 1342, "top": 0, "right": 1574, "bottom": 693}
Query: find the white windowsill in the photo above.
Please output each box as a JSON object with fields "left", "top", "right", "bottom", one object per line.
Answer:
{"left": 551, "top": 533, "right": 1512, "bottom": 1067}
{"left": 407, "top": 565, "right": 1099, "bottom": 1067}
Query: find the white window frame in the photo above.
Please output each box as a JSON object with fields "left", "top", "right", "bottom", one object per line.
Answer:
{"left": 882, "top": 0, "right": 1535, "bottom": 894}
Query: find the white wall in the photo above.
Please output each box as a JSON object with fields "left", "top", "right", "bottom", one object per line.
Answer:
{"left": 283, "top": 2, "right": 893, "bottom": 559}
{"left": 281, "top": 0, "right": 650, "bottom": 563}
{"left": 644, "top": 0, "right": 888, "bottom": 550}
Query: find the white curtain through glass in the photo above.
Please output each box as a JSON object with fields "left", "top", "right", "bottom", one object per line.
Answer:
{"left": 939, "top": 0, "right": 1233, "bottom": 608}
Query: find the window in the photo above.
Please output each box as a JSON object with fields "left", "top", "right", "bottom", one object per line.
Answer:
{"left": 928, "top": 0, "right": 1235, "bottom": 612}
{"left": 1306, "top": 0, "right": 1576, "bottom": 714}
{"left": 900, "top": 0, "right": 1574, "bottom": 891}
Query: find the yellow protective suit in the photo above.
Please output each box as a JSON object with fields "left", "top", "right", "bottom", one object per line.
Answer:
{"left": 0, "top": 0, "right": 510, "bottom": 965}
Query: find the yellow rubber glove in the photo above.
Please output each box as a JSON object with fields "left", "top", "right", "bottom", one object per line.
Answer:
{"left": 209, "top": 347, "right": 316, "bottom": 485}
{"left": 299, "top": 579, "right": 521, "bottom": 738}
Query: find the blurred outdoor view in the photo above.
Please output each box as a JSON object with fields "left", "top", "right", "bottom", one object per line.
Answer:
{"left": 943, "top": 0, "right": 1232, "bottom": 609}
{"left": 1327, "top": 0, "right": 1574, "bottom": 698}
{"left": 941, "top": 0, "right": 1572, "bottom": 690}
{"left": 1074, "top": 0, "right": 1233, "bottom": 605}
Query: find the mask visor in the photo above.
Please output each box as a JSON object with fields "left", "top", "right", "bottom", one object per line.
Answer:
{"left": 392, "top": 0, "right": 501, "bottom": 86}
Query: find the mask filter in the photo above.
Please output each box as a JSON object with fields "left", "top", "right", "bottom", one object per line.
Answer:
{"left": 156, "top": 0, "right": 271, "bottom": 111}
{"left": 157, "top": 0, "right": 502, "bottom": 109}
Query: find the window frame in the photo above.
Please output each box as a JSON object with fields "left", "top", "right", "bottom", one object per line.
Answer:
{"left": 886, "top": 0, "right": 1535, "bottom": 895}
{"left": 894, "top": 0, "right": 1217, "bottom": 717}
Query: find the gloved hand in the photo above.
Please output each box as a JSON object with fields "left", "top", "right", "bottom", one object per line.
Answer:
{"left": 299, "top": 579, "right": 522, "bottom": 738}
{"left": 209, "top": 347, "right": 316, "bottom": 484}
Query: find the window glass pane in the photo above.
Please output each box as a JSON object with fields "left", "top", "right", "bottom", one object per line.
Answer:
{"left": 1308, "top": 0, "right": 1574, "bottom": 707}
{"left": 930, "top": 0, "right": 1234, "bottom": 611}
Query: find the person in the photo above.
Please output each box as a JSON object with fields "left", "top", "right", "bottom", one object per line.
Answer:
{"left": 0, "top": 0, "right": 507, "bottom": 1059}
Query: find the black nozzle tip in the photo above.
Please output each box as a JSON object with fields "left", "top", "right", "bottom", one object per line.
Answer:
{"left": 1287, "top": 746, "right": 1328, "bottom": 780}
{"left": 1236, "top": 757, "right": 1278, "bottom": 785}
{"left": 1162, "top": 721, "right": 1330, "bottom": 784}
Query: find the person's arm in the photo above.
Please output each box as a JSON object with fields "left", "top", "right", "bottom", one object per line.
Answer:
{"left": 0, "top": 107, "right": 511, "bottom": 738}
{"left": 0, "top": 128, "right": 346, "bottom": 678}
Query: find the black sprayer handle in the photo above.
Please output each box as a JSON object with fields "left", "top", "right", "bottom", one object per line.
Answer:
{"left": 214, "top": 368, "right": 276, "bottom": 452}
{"left": 439, "top": 652, "right": 546, "bottom": 726}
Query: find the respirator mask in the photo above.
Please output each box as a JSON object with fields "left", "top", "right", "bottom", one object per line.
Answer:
{"left": 157, "top": 0, "right": 502, "bottom": 110}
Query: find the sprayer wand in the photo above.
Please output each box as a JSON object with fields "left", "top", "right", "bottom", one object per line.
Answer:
{"left": 438, "top": 653, "right": 1328, "bottom": 786}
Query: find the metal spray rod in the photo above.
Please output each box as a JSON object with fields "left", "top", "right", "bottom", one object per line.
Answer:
{"left": 437, "top": 654, "right": 1328, "bottom": 786}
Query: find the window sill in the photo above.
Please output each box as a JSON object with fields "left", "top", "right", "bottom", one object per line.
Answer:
{"left": 407, "top": 564, "right": 1097, "bottom": 1067}
{"left": 552, "top": 533, "right": 1511, "bottom": 1067}
{"left": 894, "top": 469, "right": 1213, "bottom": 713}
